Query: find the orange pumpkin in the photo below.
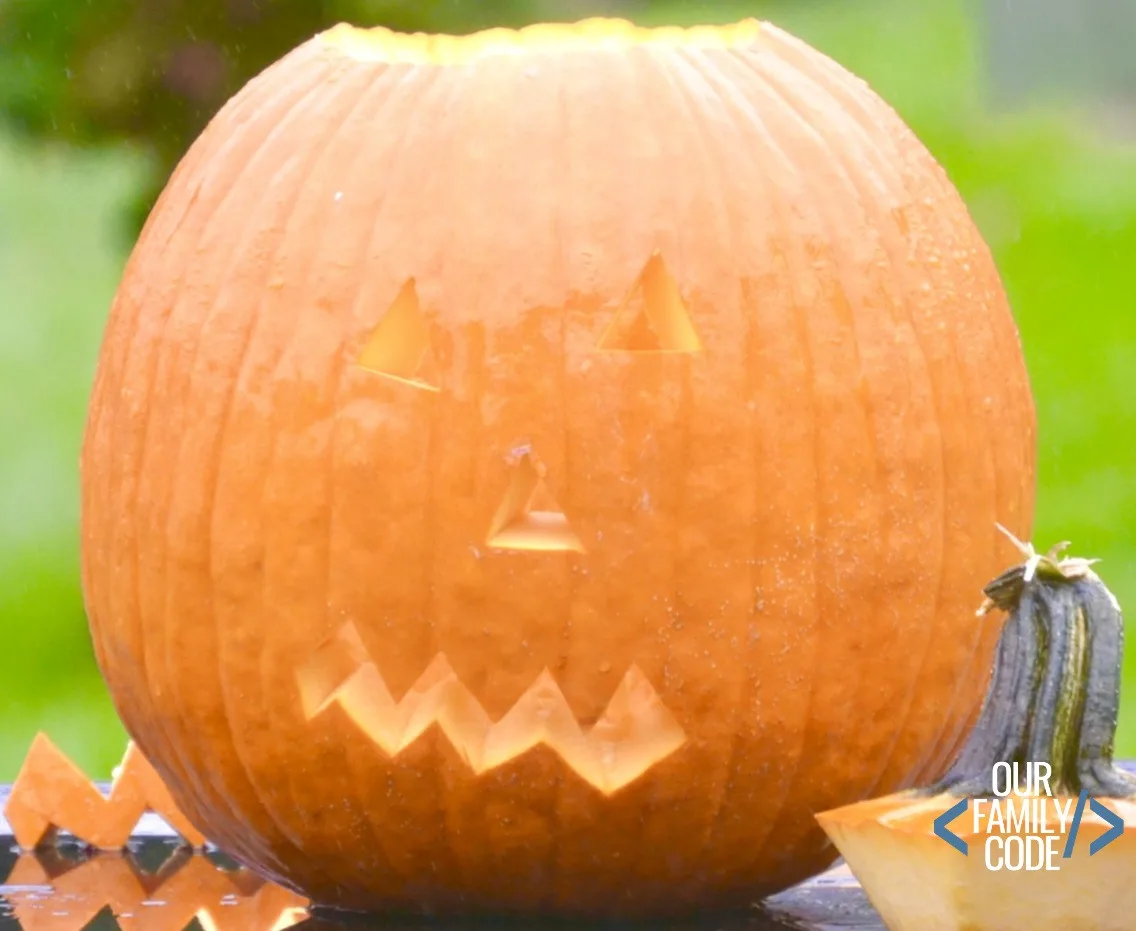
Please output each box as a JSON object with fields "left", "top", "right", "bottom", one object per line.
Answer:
{"left": 79, "top": 17, "right": 1036, "bottom": 917}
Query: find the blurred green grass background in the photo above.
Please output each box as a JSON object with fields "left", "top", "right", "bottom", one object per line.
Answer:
{"left": 2, "top": 0, "right": 1135, "bottom": 779}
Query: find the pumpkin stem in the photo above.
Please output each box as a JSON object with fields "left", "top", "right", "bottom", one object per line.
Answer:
{"left": 932, "top": 528, "right": 1136, "bottom": 798}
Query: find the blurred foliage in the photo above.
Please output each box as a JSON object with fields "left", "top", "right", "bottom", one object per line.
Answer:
{"left": 0, "top": 0, "right": 633, "bottom": 236}
{"left": 0, "top": 136, "right": 144, "bottom": 774}
{"left": 2, "top": 0, "right": 1136, "bottom": 779}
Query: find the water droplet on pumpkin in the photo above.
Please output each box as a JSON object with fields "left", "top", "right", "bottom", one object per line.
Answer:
{"left": 599, "top": 660, "right": 611, "bottom": 673}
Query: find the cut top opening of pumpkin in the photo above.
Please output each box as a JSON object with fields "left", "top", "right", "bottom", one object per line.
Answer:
{"left": 318, "top": 17, "right": 763, "bottom": 65}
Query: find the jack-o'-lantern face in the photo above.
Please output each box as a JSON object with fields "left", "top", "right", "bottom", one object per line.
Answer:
{"left": 80, "top": 17, "right": 1036, "bottom": 919}
{"left": 295, "top": 258, "right": 701, "bottom": 802}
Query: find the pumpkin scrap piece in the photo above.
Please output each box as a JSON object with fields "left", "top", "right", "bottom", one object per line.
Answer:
{"left": 818, "top": 529, "right": 1136, "bottom": 930}
{"left": 4, "top": 732, "right": 207, "bottom": 849}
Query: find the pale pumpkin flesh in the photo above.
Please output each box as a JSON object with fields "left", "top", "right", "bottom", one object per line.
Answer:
{"left": 80, "top": 18, "right": 1036, "bottom": 916}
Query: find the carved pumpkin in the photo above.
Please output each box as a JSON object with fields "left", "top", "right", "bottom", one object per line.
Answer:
{"left": 80, "top": 18, "right": 1036, "bottom": 917}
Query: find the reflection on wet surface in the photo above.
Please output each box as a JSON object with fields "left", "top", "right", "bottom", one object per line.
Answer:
{"left": 0, "top": 841, "right": 881, "bottom": 931}
{"left": 0, "top": 841, "right": 307, "bottom": 930}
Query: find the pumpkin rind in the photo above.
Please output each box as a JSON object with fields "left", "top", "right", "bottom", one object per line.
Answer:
{"left": 80, "top": 18, "right": 1036, "bottom": 915}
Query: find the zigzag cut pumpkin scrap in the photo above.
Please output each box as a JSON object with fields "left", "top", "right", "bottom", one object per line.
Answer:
{"left": 4, "top": 732, "right": 207, "bottom": 850}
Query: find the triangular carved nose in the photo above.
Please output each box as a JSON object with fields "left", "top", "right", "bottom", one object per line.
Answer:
{"left": 486, "top": 450, "right": 585, "bottom": 553}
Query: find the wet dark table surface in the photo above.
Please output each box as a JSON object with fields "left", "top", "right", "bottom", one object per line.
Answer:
{"left": 0, "top": 780, "right": 956, "bottom": 930}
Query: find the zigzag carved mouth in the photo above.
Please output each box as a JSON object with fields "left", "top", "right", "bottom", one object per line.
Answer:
{"left": 297, "top": 623, "right": 687, "bottom": 795}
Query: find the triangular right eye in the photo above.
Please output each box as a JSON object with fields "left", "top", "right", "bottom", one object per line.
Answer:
{"left": 597, "top": 252, "right": 703, "bottom": 353}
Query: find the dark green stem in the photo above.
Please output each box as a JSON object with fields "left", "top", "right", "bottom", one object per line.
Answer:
{"left": 931, "top": 538, "right": 1136, "bottom": 799}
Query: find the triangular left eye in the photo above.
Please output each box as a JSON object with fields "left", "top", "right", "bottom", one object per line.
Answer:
{"left": 486, "top": 451, "right": 585, "bottom": 553}
{"left": 357, "top": 278, "right": 440, "bottom": 391}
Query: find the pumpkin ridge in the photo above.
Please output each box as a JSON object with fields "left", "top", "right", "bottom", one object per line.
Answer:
{"left": 753, "top": 35, "right": 951, "bottom": 804}
{"left": 675, "top": 51, "right": 796, "bottom": 881}
{"left": 761, "top": 35, "right": 978, "bottom": 787}
{"left": 327, "top": 61, "right": 458, "bottom": 892}
{"left": 687, "top": 45, "right": 823, "bottom": 878}
{"left": 546, "top": 78, "right": 572, "bottom": 904}
{"left": 266, "top": 71, "right": 417, "bottom": 889}
{"left": 92, "top": 62, "right": 318, "bottom": 817}
{"left": 718, "top": 47, "right": 848, "bottom": 882}
{"left": 650, "top": 43, "right": 750, "bottom": 881}
{"left": 132, "top": 64, "right": 335, "bottom": 878}
{"left": 310, "top": 62, "right": 448, "bottom": 891}
{"left": 889, "top": 91, "right": 1010, "bottom": 781}
{"left": 189, "top": 62, "right": 374, "bottom": 884}
{"left": 757, "top": 49, "right": 900, "bottom": 872}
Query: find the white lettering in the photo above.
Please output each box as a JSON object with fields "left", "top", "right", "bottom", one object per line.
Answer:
{"left": 1045, "top": 835, "right": 1061, "bottom": 870}
{"left": 1012, "top": 763, "right": 1031, "bottom": 798}
{"left": 972, "top": 764, "right": 1069, "bottom": 873}
{"left": 1005, "top": 799, "right": 1030, "bottom": 833}
{"left": 1024, "top": 835, "right": 1048, "bottom": 870}
{"left": 993, "top": 762, "right": 1013, "bottom": 797}
{"left": 986, "top": 835, "right": 1004, "bottom": 870}
{"left": 1055, "top": 798, "right": 1074, "bottom": 834}
{"left": 972, "top": 797, "right": 987, "bottom": 833}
{"left": 987, "top": 800, "right": 1006, "bottom": 833}
{"left": 1003, "top": 834, "right": 1025, "bottom": 870}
